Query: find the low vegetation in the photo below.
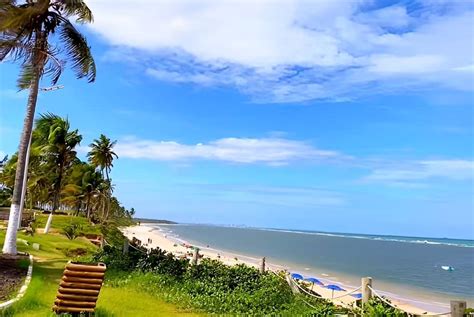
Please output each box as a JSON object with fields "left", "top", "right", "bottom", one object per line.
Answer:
{"left": 361, "top": 298, "right": 407, "bottom": 317}
{"left": 93, "top": 242, "right": 346, "bottom": 315}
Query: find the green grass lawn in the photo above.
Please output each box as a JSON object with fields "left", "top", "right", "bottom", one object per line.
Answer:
{"left": 0, "top": 229, "right": 203, "bottom": 317}
{"left": 33, "top": 214, "right": 102, "bottom": 236}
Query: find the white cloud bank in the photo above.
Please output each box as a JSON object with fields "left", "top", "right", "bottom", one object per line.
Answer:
{"left": 115, "top": 137, "right": 341, "bottom": 165}
{"left": 87, "top": 0, "right": 474, "bottom": 102}
{"left": 365, "top": 160, "right": 474, "bottom": 184}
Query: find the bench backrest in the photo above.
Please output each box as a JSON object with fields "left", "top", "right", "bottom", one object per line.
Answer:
{"left": 52, "top": 262, "right": 106, "bottom": 314}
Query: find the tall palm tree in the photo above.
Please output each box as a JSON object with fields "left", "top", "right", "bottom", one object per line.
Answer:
{"left": 87, "top": 135, "right": 117, "bottom": 220}
{"left": 35, "top": 114, "right": 82, "bottom": 233}
{"left": 80, "top": 167, "right": 103, "bottom": 220}
{"left": 1, "top": 0, "right": 96, "bottom": 254}
{"left": 87, "top": 135, "right": 118, "bottom": 180}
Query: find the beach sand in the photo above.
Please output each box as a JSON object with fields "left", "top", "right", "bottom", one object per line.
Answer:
{"left": 121, "top": 224, "right": 442, "bottom": 315}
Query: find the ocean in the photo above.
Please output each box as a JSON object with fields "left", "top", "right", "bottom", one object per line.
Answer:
{"left": 156, "top": 224, "right": 474, "bottom": 310}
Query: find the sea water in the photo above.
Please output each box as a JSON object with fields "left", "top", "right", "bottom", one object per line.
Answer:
{"left": 157, "top": 224, "right": 474, "bottom": 309}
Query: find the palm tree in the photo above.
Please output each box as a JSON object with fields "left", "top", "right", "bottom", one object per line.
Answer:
{"left": 61, "top": 161, "right": 89, "bottom": 216}
{"left": 80, "top": 168, "right": 103, "bottom": 220}
{"left": 35, "top": 114, "right": 82, "bottom": 233}
{"left": 87, "top": 135, "right": 118, "bottom": 220}
{"left": 88, "top": 135, "right": 118, "bottom": 180}
{"left": 1, "top": 0, "right": 96, "bottom": 254}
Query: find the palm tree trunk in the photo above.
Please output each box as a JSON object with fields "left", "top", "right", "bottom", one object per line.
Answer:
{"left": 17, "top": 133, "right": 33, "bottom": 229}
{"left": 105, "top": 172, "right": 110, "bottom": 221}
{"left": 2, "top": 68, "right": 41, "bottom": 255}
{"left": 44, "top": 160, "right": 64, "bottom": 233}
{"left": 86, "top": 195, "right": 91, "bottom": 219}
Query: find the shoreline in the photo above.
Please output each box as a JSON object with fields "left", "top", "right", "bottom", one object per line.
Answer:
{"left": 160, "top": 228, "right": 462, "bottom": 313}
{"left": 121, "top": 224, "right": 461, "bottom": 315}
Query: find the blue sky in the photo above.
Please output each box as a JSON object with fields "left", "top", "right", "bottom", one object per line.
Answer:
{"left": 0, "top": 0, "right": 473, "bottom": 238}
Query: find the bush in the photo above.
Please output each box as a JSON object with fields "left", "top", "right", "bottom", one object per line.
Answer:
{"left": 137, "top": 248, "right": 189, "bottom": 277}
{"left": 362, "top": 297, "right": 407, "bottom": 317}
{"left": 92, "top": 244, "right": 144, "bottom": 271}
{"left": 95, "top": 245, "right": 339, "bottom": 315}
{"left": 91, "top": 236, "right": 347, "bottom": 315}
{"left": 62, "top": 222, "right": 83, "bottom": 240}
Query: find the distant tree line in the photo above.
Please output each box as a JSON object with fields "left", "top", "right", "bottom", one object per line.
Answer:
{"left": 0, "top": 113, "right": 135, "bottom": 223}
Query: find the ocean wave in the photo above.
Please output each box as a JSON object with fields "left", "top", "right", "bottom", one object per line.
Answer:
{"left": 154, "top": 223, "right": 473, "bottom": 248}
{"left": 254, "top": 228, "right": 474, "bottom": 248}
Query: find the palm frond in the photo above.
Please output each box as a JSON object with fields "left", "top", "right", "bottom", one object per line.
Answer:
{"left": 58, "top": 0, "right": 93, "bottom": 23}
{"left": 58, "top": 18, "right": 96, "bottom": 82}
{"left": 17, "top": 63, "right": 35, "bottom": 89}
{"left": 0, "top": 2, "right": 48, "bottom": 33}
{"left": 0, "top": 32, "right": 34, "bottom": 61}
{"left": 43, "top": 47, "right": 64, "bottom": 85}
{"left": 33, "top": 112, "right": 63, "bottom": 143}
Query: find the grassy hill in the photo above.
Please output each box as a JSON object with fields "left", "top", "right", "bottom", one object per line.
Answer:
{"left": 0, "top": 220, "right": 203, "bottom": 317}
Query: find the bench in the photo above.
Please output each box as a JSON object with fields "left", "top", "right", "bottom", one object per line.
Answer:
{"left": 52, "top": 262, "right": 106, "bottom": 316}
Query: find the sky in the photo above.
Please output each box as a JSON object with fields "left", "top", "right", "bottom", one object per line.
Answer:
{"left": 0, "top": 0, "right": 473, "bottom": 239}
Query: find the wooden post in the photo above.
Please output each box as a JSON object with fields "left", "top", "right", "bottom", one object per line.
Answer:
{"left": 122, "top": 239, "right": 129, "bottom": 255}
{"left": 192, "top": 248, "right": 200, "bottom": 265}
{"left": 450, "top": 300, "right": 466, "bottom": 317}
{"left": 362, "top": 277, "right": 372, "bottom": 305}
{"left": 260, "top": 257, "right": 266, "bottom": 274}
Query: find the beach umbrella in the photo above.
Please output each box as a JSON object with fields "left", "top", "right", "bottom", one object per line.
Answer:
{"left": 291, "top": 273, "right": 304, "bottom": 280}
{"left": 303, "top": 277, "right": 324, "bottom": 290}
{"left": 351, "top": 293, "right": 362, "bottom": 299}
{"left": 304, "top": 277, "right": 324, "bottom": 285}
{"left": 325, "top": 284, "right": 345, "bottom": 299}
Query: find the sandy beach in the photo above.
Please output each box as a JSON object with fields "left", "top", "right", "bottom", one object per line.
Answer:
{"left": 121, "top": 224, "right": 443, "bottom": 315}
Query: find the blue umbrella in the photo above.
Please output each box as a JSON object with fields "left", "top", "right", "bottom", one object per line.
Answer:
{"left": 304, "top": 277, "right": 324, "bottom": 285}
{"left": 351, "top": 293, "right": 362, "bottom": 299}
{"left": 304, "top": 277, "right": 324, "bottom": 290}
{"left": 325, "top": 284, "right": 345, "bottom": 298}
{"left": 291, "top": 273, "right": 304, "bottom": 280}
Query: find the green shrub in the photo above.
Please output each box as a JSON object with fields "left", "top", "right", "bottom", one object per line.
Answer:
{"left": 92, "top": 244, "right": 144, "bottom": 271}
{"left": 97, "top": 249, "right": 339, "bottom": 315}
{"left": 62, "top": 222, "right": 83, "bottom": 240}
{"left": 137, "top": 248, "right": 189, "bottom": 277}
{"left": 362, "top": 297, "right": 407, "bottom": 317}
{"left": 92, "top": 238, "right": 343, "bottom": 315}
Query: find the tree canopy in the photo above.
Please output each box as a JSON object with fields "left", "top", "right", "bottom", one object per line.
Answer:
{"left": 0, "top": 113, "right": 134, "bottom": 222}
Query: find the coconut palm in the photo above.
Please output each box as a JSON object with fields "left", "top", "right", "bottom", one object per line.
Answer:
{"left": 35, "top": 114, "right": 82, "bottom": 233}
{"left": 81, "top": 168, "right": 103, "bottom": 220}
{"left": 88, "top": 135, "right": 118, "bottom": 179}
{"left": 1, "top": 0, "right": 96, "bottom": 254}
{"left": 87, "top": 134, "right": 118, "bottom": 220}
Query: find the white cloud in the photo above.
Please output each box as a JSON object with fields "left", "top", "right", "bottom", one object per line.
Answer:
{"left": 364, "top": 160, "right": 474, "bottom": 184}
{"left": 368, "top": 54, "right": 444, "bottom": 74}
{"left": 86, "top": 1, "right": 474, "bottom": 102}
{"left": 356, "top": 5, "right": 412, "bottom": 29}
{"left": 114, "top": 136, "right": 342, "bottom": 165}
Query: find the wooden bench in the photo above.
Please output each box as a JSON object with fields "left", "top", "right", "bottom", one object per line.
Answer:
{"left": 52, "top": 262, "right": 106, "bottom": 316}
